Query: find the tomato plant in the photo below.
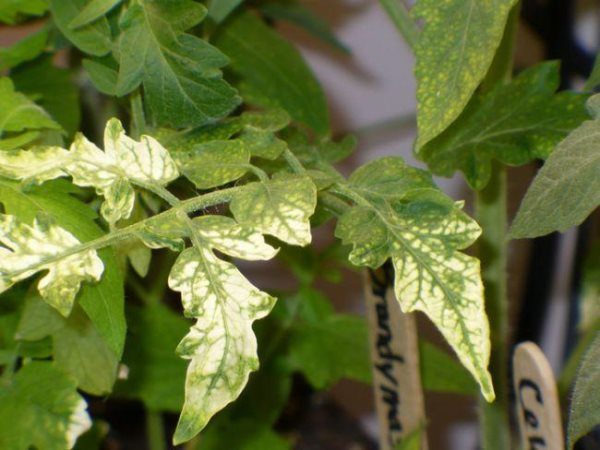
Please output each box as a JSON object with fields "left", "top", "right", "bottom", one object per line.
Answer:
{"left": 0, "top": 0, "right": 598, "bottom": 449}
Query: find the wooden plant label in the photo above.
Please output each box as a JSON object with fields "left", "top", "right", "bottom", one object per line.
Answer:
{"left": 513, "top": 342, "right": 565, "bottom": 450}
{"left": 364, "top": 267, "right": 428, "bottom": 450}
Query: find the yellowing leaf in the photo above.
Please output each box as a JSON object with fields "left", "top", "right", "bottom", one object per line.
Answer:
{"left": 230, "top": 175, "right": 317, "bottom": 246}
{"left": 335, "top": 157, "right": 494, "bottom": 400}
{"left": 0, "top": 214, "right": 104, "bottom": 317}
{"left": 0, "top": 118, "right": 179, "bottom": 223}
{"left": 413, "top": 0, "right": 518, "bottom": 149}
{"left": 168, "top": 216, "right": 278, "bottom": 443}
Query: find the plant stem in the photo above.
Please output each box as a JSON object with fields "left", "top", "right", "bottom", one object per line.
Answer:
{"left": 130, "top": 90, "right": 146, "bottom": 139}
{"left": 377, "top": 0, "right": 419, "bottom": 51}
{"left": 475, "top": 4, "right": 520, "bottom": 450}
{"left": 146, "top": 410, "right": 166, "bottom": 450}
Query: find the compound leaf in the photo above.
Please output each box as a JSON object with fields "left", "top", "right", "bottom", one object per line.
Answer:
{"left": 116, "top": 0, "right": 239, "bottom": 128}
{"left": 168, "top": 215, "right": 279, "bottom": 443}
{"left": 231, "top": 174, "right": 317, "bottom": 246}
{"left": 510, "top": 95, "right": 600, "bottom": 238}
{"left": 68, "top": 0, "right": 122, "bottom": 29}
{"left": 0, "top": 213, "right": 104, "bottom": 317}
{"left": 335, "top": 157, "right": 494, "bottom": 400}
{"left": 49, "top": 0, "right": 112, "bottom": 56}
{"left": 214, "top": 11, "right": 330, "bottom": 135}
{"left": 414, "top": 0, "right": 518, "bottom": 149}
{"left": 0, "top": 30, "right": 48, "bottom": 71}
{"left": 419, "top": 63, "right": 588, "bottom": 189}
{"left": 208, "top": 0, "right": 244, "bottom": 23}
{"left": 0, "top": 362, "right": 91, "bottom": 450}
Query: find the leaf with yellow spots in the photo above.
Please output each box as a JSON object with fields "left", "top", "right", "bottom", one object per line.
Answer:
{"left": 414, "top": 0, "right": 518, "bottom": 150}
{"left": 168, "top": 215, "right": 279, "bottom": 444}
{"left": 0, "top": 213, "right": 104, "bottom": 317}
{"left": 230, "top": 174, "right": 317, "bottom": 246}
{"left": 335, "top": 157, "right": 494, "bottom": 401}
{"left": 0, "top": 117, "right": 180, "bottom": 224}
{"left": 418, "top": 63, "right": 588, "bottom": 189}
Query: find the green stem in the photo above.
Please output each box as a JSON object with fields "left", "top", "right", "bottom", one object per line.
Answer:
{"left": 377, "top": 0, "right": 419, "bottom": 51}
{"left": 130, "top": 90, "right": 146, "bottom": 139}
{"left": 282, "top": 148, "right": 305, "bottom": 174}
{"left": 475, "top": 4, "right": 520, "bottom": 449}
{"left": 146, "top": 410, "right": 166, "bottom": 450}
{"left": 6, "top": 186, "right": 240, "bottom": 279}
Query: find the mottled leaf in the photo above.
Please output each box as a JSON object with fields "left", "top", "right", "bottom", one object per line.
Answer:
{"left": 0, "top": 179, "right": 126, "bottom": 356}
{"left": 231, "top": 175, "right": 317, "bottom": 246}
{"left": 0, "top": 213, "right": 104, "bottom": 317}
{"left": 116, "top": 0, "right": 239, "bottom": 128}
{"left": 168, "top": 215, "right": 279, "bottom": 443}
{"left": 0, "top": 362, "right": 91, "bottom": 450}
{"left": 510, "top": 95, "right": 600, "bottom": 238}
{"left": 568, "top": 332, "right": 600, "bottom": 449}
{"left": 335, "top": 157, "right": 493, "bottom": 400}
{"left": 419, "top": 63, "right": 588, "bottom": 189}
{"left": 174, "top": 139, "right": 250, "bottom": 189}
{"left": 414, "top": 0, "right": 518, "bottom": 149}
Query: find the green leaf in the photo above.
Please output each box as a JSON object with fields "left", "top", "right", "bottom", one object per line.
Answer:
{"left": 0, "top": 361, "right": 91, "bottom": 450}
{"left": 420, "top": 341, "right": 478, "bottom": 395}
{"left": 261, "top": 3, "right": 349, "bottom": 54}
{"left": 82, "top": 56, "right": 118, "bottom": 96}
{"left": 68, "top": 0, "right": 122, "bottom": 29}
{"left": 568, "top": 332, "right": 600, "bottom": 448}
{"left": 0, "top": 179, "right": 126, "bottom": 356}
{"left": 231, "top": 174, "right": 317, "bottom": 246}
{"left": 49, "top": 0, "right": 112, "bottom": 56}
{"left": 510, "top": 95, "right": 600, "bottom": 238}
{"left": 413, "top": 0, "right": 518, "bottom": 149}
{"left": 116, "top": 303, "right": 188, "bottom": 412}
{"left": 214, "top": 11, "right": 330, "bottom": 136}
{"left": 286, "top": 289, "right": 371, "bottom": 388}
{"left": 0, "top": 77, "right": 61, "bottom": 144}
{"left": 167, "top": 216, "right": 279, "bottom": 443}
{"left": 0, "top": 0, "right": 48, "bottom": 24}
{"left": 208, "top": 0, "right": 244, "bottom": 23}
{"left": 0, "top": 30, "right": 48, "bottom": 71}
{"left": 116, "top": 1, "right": 239, "bottom": 128}
{"left": 13, "top": 57, "right": 81, "bottom": 137}
{"left": 0, "top": 213, "right": 104, "bottom": 317}
{"left": 418, "top": 63, "right": 588, "bottom": 189}
{"left": 335, "top": 157, "right": 494, "bottom": 401}
{"left": 53, "top": 305, "right": 119, "bottom": 395}
{"left": 174, "top": 139, "right": 250, "bottom": 189}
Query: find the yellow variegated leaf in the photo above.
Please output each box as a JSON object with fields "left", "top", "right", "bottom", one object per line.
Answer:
{"left": 0, "top": 146, "right": 70, "bottom": 184}
{"left": 230, "top": 174, "right": 317, "bottom": 246}
{"left": 0, "top": 118, "right": 179, "bottom": 224}
{"left": 0, "top": 214, "right": 104, "bottom": 316}
{"left": 167, "top": 216, "right": 278, "bottom": 443}
{"left": 335, "top": 157, "right": 494, "bottom": 401}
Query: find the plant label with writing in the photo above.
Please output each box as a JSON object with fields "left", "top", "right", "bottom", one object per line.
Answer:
{"left": 364, "top": 268, "right": 428, "bottom": 450}
{"left": 513, "top": 342, "right": 565, "bottom": 450}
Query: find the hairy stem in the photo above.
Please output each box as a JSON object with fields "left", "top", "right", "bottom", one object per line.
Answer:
{"left": 476, "top": 5, "right": 520, "bottom": 449}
